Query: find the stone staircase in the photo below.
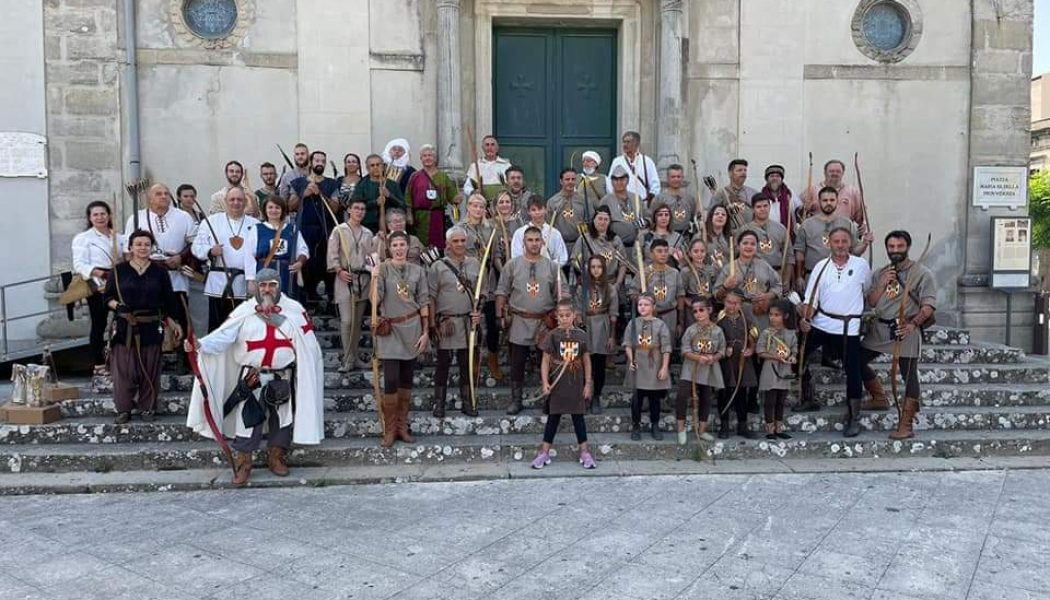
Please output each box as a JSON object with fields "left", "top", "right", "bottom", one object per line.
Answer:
{"left": 1, "top": 316, "right": 1048, "bottom": 493}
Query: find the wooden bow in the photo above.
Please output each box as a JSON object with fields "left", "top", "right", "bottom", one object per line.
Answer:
{"left": 370, "top": 259, "right": 385, "bottom": 432}
{"left": 467, "top": 229, "right": 497, "bottom": 412}
{"left": 854, "top": 152, "right": 873, "bottom": 265}
{"left": 888, "top": 233, "right": 931, "bottom": 417}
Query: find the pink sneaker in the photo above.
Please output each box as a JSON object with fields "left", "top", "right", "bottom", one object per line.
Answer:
{"left": 530, "top": 451, "right": 551, "bottom": 469}
{"left": 579, "top": 451, "right": 597, "bottom": 470}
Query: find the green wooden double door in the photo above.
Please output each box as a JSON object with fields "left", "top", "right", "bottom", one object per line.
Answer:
{"left": 493, "top": 27, "right": 617, "bottom": 197}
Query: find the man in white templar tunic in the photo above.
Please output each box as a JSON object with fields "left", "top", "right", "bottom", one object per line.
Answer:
{"left": 186, "top": 268, "right": 324, "bottom": 487}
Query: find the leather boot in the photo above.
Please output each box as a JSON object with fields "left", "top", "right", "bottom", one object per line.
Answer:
{"left": 267, "top": 447, "right": 289, "bottom": 477}
{"left": 844, "top": 397, "right": 862, "bottom": 438}
{"left": 433, "top": 386, "right": 447, "bottom": 419}
{"left": 487, "top": 352, "right": 504, "bottom": 382}
{"left": 861, "top": 378, "right": 890, "bottom": 410}
{"left": 590, "top": 394, "right": 603, "bottom": 414}
{"left": 506, "top": 385, "right": 524, "bottom": 415}
{"left": 889, "top": 397, "right": 920, "bottom": 440}
{"left": 381, "top": 393, "right": 398, "bottom": 447}
{"left": 460, "top": 384, "right": 478, "bottom": 417}
{"left": 232, "top": 451, "right": 253, "bottom": 487}
{"left": 396, "top": 389, "right": 415, "bottom": 443}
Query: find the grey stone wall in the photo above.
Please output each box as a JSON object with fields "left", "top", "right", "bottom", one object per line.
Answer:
{"left": 44, "top": 0, "right": 123, "bottom": 270}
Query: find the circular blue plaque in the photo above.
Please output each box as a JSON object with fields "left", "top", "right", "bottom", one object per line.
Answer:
{"left": 183, "top": 0, "right": 238, "bottom": 39}
{"left": 862, "top": 3, "right": 907, "bottom": 51}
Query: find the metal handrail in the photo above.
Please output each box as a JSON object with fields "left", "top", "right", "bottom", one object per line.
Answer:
{"left": 0, "top": 273, "right": 85, "bottom": 361}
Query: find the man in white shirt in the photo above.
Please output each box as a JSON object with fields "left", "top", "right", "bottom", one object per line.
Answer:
{"left": 193, "top": 187, "right": 260, "bottom": 331}
{"left": 463, "top": 134, "right": 512, "bottom": 199}
{"left": 798, "top": 226, "right": 871, "bottom": 437}
{"left": 607, "top": 130, "right": 660, "bottom": 202}
{"left": 510, "top": 196, "right": 568, "bottom": 267}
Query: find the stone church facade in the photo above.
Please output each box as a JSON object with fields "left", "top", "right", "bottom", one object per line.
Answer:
{"left": 0, "top": 0, "right": 1036, "bottom": 348}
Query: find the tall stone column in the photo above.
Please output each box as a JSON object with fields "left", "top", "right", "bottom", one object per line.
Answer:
{"left": 437, "top": 0, "right": 463, "bottom": 172}
{"left": 657, "top": 0, "right": 683, "bottom": 170}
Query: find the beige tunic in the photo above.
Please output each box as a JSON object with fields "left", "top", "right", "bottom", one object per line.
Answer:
{"left": 741, "top": 220, "right": 789, "bottom": 270}
{"left": 598, "top": 192, "right": 643, "bottom": 246}
{"left": 374, "top": 261, "right": 429, "bottom": 360}
{"left": 794, "top": 216, "right": 855, "bottom": 272}
{"left": 623, "top": 317, "right": 672, "bottom": 390}
{"left": 757, "top": 328, "right": 798, "bottom": 391}
{"left": 495, "top": 256, "right": 565, "bottom": 346}
{"left": 547, "top": 191, "right": 593, "bottom": 246}
{"left": 577, "top": 174, "right": 609, "bottom": 202}
{"left": 714, "top": 258, "right": 783, "bottom": 331}
{"left": 375, "top": 233, "right": 425, "bottom": 266}
{"left": 629, "top": 265, "right": 685, "bottom": 334}
{"left": 428, "top": 256, "right": 481, "bottom": 351}
{"left": 326, "top": 223, "right": 374, "bottom": 303}
{"left": 575, "top": 280, "right": 618, "bottom": 355}
{"left": 653, "top": 190, "right": 698, "bottom": 234}
{"left": 862, "top": 263, "right": 937, "bottom": 357}
{"left": 680, "top": 323, "right": 726, "bottom": 388}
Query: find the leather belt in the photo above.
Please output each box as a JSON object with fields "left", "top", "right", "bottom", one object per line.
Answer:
{"left": 510, "top": 308, "right": 549, "bottom": 320}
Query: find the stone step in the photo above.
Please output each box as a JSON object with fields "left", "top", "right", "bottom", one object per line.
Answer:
{"left": 1, "top": 428, "right": 1048, "bottom": 475}
{"left": 6, "top": 404, "right": 1050, "bottom": 447}
{"left": 57, "top": 381, "right": 1050, "bottom": 420}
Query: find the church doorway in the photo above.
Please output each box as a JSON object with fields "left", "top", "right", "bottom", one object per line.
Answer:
{"left": 492, "top": 26, "right": 618, "bottom": 197}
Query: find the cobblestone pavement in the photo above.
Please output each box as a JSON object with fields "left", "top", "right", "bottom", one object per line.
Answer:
{"left": 0, "top": 469, "right": 1046, "bottom": 600}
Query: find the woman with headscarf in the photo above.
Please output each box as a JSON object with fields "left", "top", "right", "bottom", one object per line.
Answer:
{"left": 382, "top": 138, "right": 416, "bottom": 196}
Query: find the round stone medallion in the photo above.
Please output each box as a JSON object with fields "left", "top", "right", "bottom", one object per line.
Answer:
{"left": 182, "top": 0, "right": 238, "bottom": 40}
{"left": 851, "top": 0, "right": 923, "bottom": 63}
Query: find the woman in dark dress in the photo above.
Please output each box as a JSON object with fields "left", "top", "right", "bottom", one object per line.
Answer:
{"left": 104, "top": 230, "right": 182, "bottom": 424}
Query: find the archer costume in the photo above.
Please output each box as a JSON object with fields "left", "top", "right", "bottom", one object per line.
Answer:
{"left": 290, "top": 175, "right": 339, "bottom": 305}
{"left": 623, "top": 315, "right": 672, "bottom": 439}
{"left": 653, "top": 189, "right": 697, "bottom": 234}
{"left": 576, "top": 278, "right": 617, "bottom": 413}
{"left": 191, "top": 212, "right": 260, "bottom": 331}
{"left": 246, "top": 221, "right": 308, "bottom": 294}
{"left": 429, "top": 254, "right": 482, "bottom": 418}
{"left": 714, "top": 257, "right": 783, "bottom": 332}
{"left": 757, "top": 326, "right": 798, "bottom": 436}
{"left": 629, "top": 264, "right": 685, "bottom": 336}
{"left": 326, "top": 222, "right": 374, "bottom": 371}
{"left": 718, "top": 310, "right": 758, "bottom": 438}
{"left": 678, "top": 322, "right": 726, "bottom": 432}
{"left": 546, "top": 190, "right": 593, "bottom": 247}
{"left": 537, "top": 327, "right": 591, "bottom": 453}
{"left": 405, "top": 168, "right": 458, "bottom": 249}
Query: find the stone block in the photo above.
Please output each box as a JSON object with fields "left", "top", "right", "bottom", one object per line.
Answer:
{"left": 63, "top": 86, "right": 118, "bottom": 115}
{"left": 100, "top": 62, "right": 118, "bottom": 85}
{"left": 62, "top": 0, "right": 117, "bottom": 8}
{"left": 64, "top": 141, "right": 118, "bottom": 170}
{"left": 54, "top": 170, "right": 108, "bottom": 194}
{"left": 65, "top": 36, "right": 116, "bottom": 60}
{"left": 49, "top": 115, "right": 110, "bottom": 138}
{"left": 972, "top": 0, "right": 1034, "bottom": 21}
{"left": 974, "top": 20, "right": 1032, "bottom": 52}
{"left": 45, "top": 9, "right": 96, "bottom": 35}
{"left": 47, "top": 60, "right": 100, "bottom": 85}
{"left": 971, "top": 106, "right": 1033, "bottom": 132}
{"left": 972, "top": 73, "right": 1031, "bottom": 106}
{"left": 45, "top": 35, "right": 62, "bottom": 60}
{"left": 975, "top": 49, "right": 1023, "bottom": 75}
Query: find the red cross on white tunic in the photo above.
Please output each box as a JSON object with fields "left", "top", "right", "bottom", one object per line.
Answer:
{"left": 244, "top": 323, "right": 294, "bottom": 368}
{"left": 301, "top": 310, "right": 314, "bottom": 335}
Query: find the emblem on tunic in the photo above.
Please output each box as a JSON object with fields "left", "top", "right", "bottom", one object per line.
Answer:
{"left": 562, "top": 207, "right": 574, "bottom": 220}
{"left": 697, "top": 278, "right": 710, "bottom": 296}
{"left": 744, "top": 275, "right": 758, "bottom": 295}
{"left": 776, "top": 345, "right": 789, "bottom": 359}
{"left": 821, "top": 234, "right": 830, "bottom": 248}
{"left": 695, "top": 339, "right": 713, "bottom": 353}
{"left": 396, "top": 281, "right": 410, "bottom": 301}
{"left": 653, "top": 284, "right": 668, "bottom": 302}
{"left": 886, "top": 280, "right": 901, "bottom": 299}
{"left": 759, "top": 238, "right": 773, "bottom": 254}
{"left": 623, "top": 210, "right": 636, "bottom": 221}
{"left": 674, "top": 209, "right": 686, "bottom": 222}
{"left": 527, "top": 280, "right": 539, "bottom": 298}
{"left": 602, "top": 249, "right": 614, "bottom": 262}
{"left": 588, "top": 295, "right": 603, "bottom": 312}
{"left": 638, "top": 332, "right": 653, "bottom": 349}
{"left": 455, "top": 280, "right": 465, "bottom": 293}
{"left": 713, "top": 251, "right": 724, "bottom": 267}
{"left": 559, "top": 340, "right": 579, "bottom": 363}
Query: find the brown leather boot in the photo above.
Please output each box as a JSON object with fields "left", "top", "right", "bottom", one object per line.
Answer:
{"left": 267, "top": 447, "right": 289, "bottom": 477}
{"left": 232, "top": 451, "right": 253, "bottom": 487}
{"left": 487, "top": 352, "right": 504, "bottom": 382}
{"left": 381, "top": 393, "right": 398, "bottom": 447}
{"left": 861, "top": 378, "right": 890, "bottom": 410}
{"left": 396, "top": 389, "right": 415, "bottom": 443}
{"left": 889, "top": 397, "right": 920, "bottom": 440}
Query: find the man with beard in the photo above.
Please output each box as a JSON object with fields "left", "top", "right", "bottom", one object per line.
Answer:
{"left": 428, "top": 227, "right": 483, "bottom": 418}
{"left": 577, "top": 150, "right": 608, "bottom": 199}
{"left": 278, "top": 142, "right": 310, "bottom": 199}
{"left": 382, "top": 138, "right": 416, "bottom": 195}
{"left": 463, "top": 134, "right": 511, "bottom": 200}
{"left": 546, "top": 168, "right": 589, "bottom": 249}
{"left": 504, "top": 166, "right": 538, "bottom": 220}
{"left": 255, "top": 162, "right": 279, "bottom": 207}
{"left": 653, "top": 164, "right": 697, "bottom": 235}
{"left": 289, "top": 150, "right": 341, "bottom": 307}
{"left": 192, "top": 186, "right": 260, "bottom": 331}
{"left": 710, "top": 159, "right": 758, "bottom": 232}
{"left": 860, "top": 231, "right": 936, "bottom": 439}
{"left": 496, "top": 226, "right": 568, "bottom": 415}
{"left": 798, "top": 227, "right": 871, "bottom": 437}
{"left": 608, "top": 131, "right": 660, "bottom": 201}
{"left": 802, "top": 159, "right": 866, "bottom": 226}
{"left": 760, "top": 164, "right": 803, "bottom": 227}
{"left": 210, "top": 160, "right": 259, "bottom": 217}
{"left": 793, "top": 187, "right": 872, "bottom": 293}
{"left": 352, "top": 154, "right": 405, "bottom": 233}
{"left": 186, "top": 268, "right": 324, "bottom": 487}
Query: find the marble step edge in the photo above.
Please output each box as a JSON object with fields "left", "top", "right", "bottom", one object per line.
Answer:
{"left": 4, "top": 405, "right": 1050, "bottom": 448}
{"left": 2, "top": 429, "right": 1049, "bottom": 476}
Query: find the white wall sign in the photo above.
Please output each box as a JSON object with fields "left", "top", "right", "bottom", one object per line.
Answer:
{"left": 0, "top": 132, "right": 47, "bottom": 178}
{"left": 972, "top": 166, "right": 1028, "bottom": 209}
{"left": 990, "top": 216, "right": 1032, "bottom": 289}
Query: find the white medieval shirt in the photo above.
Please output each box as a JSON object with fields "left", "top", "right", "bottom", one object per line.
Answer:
{"left": 187, "top": 294, "right": 324, "bottom": 444}
{"left": 191, "top": 212, "right": 260, "bottom": 299}
{"left": 607, "top": 152, "right": 661, "bottom": 199}
{"left": 124, "top": 208, "right": 198, "bottom": 293}
{"left": 462, "top": 156, "right": 512, "bottom": 196}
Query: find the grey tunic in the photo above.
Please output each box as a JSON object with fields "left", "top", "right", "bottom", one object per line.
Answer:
{"left": 462, "top": 220, "right": 498, "bottom": 295}
{"left": 623, "top": 317, "right": 672, "bottom": 390}
{"left": 494, "top": 215, "right": 524, "bottom": 265}
{"left": 862, "top": 263, "right": 937, "bottom": 358}
{"left": 741, "top": 220, "right": 789, "bottom": 270}
{"left": 510, "top": 190, "right": 539, "bottom": 220}
{"left": 794, "top": 215, "right": 854, "bottom": 272}
{"left": 326, "top": 223, "right": 374, "bottom": 303}
{"left": 680, "top": 323, "right": 726, "bottom": 388}
{"left": 710, "top": 185, "right": 757, "bottom": 229}
{"left": 375, "top": 233, "right": 425, "bottom": 266}
{"left": 428, "top": 256, "right": 481, "bottom": 351}
{"left": 575, "top": 280, "right": 618, "bottom": 355}
{"left": 571, "top": 233, "right": 628, "bottom": 282}
{"left": 714, "top": 257, "right": 783, "bottom": 331}
{"left": 681, "top": 260, "right": 717, "bottom": 328}
{"left": 653, "top": 190, "right": 698, "bottom": 234}
{"left": 375, "top": 261, "right": 429, "bottom": 360}
{"left": 495, "top": 255, "right": 566, "bottom": 346}
{"left": 577, "top": 174, "right": 609, "bottom": 200}
{"left": 598, "top": 192, "right": 643, "bottom": 246}
{"left": 706, "top": 234, "right": 731, "bottom": 272}
{"left": 547, "top": 191, "right": 594, "bottom": 246}
{"left": 718, "top": 312, "right": 758, "bottom": 389}
{"left": 541, "top": 327, "right": 590, "bottom": 415}
{"left": 640, "top": 230, "right": 688, "bottom": 263}
{"left": 629, "top": 264, "right": 685, "bottom": 335}
{"left": 757, "top": 328, "right": 798, "bottom": 391}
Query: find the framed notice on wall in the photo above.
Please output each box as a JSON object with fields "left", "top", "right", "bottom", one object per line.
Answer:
{"left": 973, "top": 166, "right": 1028, "bottom": 209}
{"left": 990, "top": 216, "right": 1032, "bottom": 289}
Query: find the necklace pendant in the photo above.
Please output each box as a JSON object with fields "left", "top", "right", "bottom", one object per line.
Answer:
{"left": 229, "top": 235, "right": 244, "bottom": 250}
